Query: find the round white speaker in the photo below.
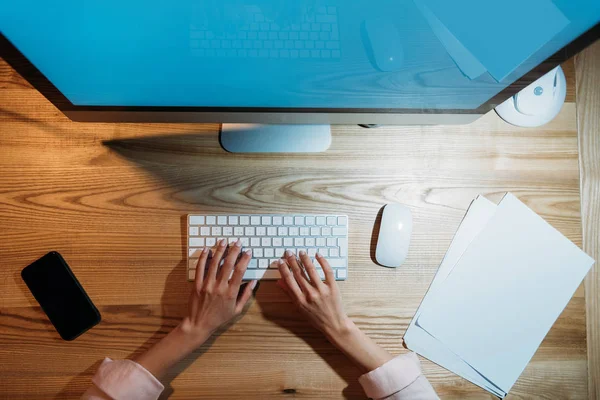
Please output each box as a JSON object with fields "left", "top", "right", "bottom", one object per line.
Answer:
{"left": 495, "top": 66, "right": 566, "bottom": 128}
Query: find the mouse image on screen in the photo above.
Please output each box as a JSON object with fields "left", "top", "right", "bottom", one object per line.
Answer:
{"left": 375, "top": 203, "right": 412, "bottom": 267}
{"left": 363, "top": 19, "right": 405, "bottom": 72}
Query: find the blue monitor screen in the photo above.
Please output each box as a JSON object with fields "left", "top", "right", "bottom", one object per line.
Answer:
{"left": 1, "top": 1, "right": 598, "bottom": 109}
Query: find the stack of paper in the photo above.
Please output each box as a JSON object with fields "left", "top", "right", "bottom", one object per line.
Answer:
{"left": 404, "top": 193, "right": 595, "bottom": 397}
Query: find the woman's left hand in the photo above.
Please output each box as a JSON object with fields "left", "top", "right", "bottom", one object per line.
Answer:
{"left": 135, "top": 239, "right": 256, "bottom": 377}
{"left": 181, "top": 239, "right": 257, "bottom": 344}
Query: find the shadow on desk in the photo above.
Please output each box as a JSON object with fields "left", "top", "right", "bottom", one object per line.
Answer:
{"left": 254, "top": 286, "right": 365, "bottom": 399}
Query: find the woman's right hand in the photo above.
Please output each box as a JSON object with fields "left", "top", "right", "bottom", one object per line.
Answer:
{"left": 277, "top": 251, "right": 353, "bottom": 337}
{"left": 277, "top": 250, "right": 394, "bottom": 373}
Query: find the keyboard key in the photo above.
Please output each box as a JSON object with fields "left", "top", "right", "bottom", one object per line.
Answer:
{"left": 228, "top": 237, "right": 237, "bottom": 244}
{"left": 269, "top": 259, "right": 279, "bottom": 268}
{"left": 262, "top": 216, "right": 272, "bottom": 225}
{"left": 262, "top": 237, "right": 271, "bottom": 247}
{"left": 327, "top": 237, "right": 336, "bottom": 246}
{"left": 322, "top": 227, "right": 331, "bottom": 236}
{"left": 267, "top": 227, "right": 277, "bottom": 236}
{"left": 251, "top": 238, "right": 261, "bottom": 247}
{"left": 189, "top": 227, "right": 199, "bottom": 236}
{"left": 327, "top": 258, "right": 347, "bottom": 268}
{"left": 305, "top": 238, "right": 315, "bottom": 247}
{"left": 243, "top": 269, "right": 281, "bottom": 280}
{"left": 240, "top": 216, "right": 250, "bottom": 225}
{"left": 305, "top": 216, "right": 315, "bottom": 225}
{"left": 333, "top": 227, "right": 347, "bottom": 236}
{"left": 189, "top": 238, "right": 204, "bottom": 247}
{"left": 338, "top": 216, "right": 347, "bottom": 226}
{"left": 254, "top": 248, "right": 263, "bottom": 257}
{"left": 308, "top": 248, "right": 317, "bottom": 257}
{"left": 316, "top": 216, "right": 326, "bottom": 225}
{"left": 247, "top": 258, "right": 258, "bottom": 269}
{"left": 229, "top": 216, "right": 239, "bottom": 225}
{"left": 201, "top": 227, "right": 210, "bottom": 236}
{"left": 330, "top": 248, "right": 339, "bottom": 257}
{"left": 278, "top": 227, "right": 288, "bottom": 236}
{"left": 338, "top": 238, "right": 348, "bottom": 256}
{"left": 316, "top": 238, "right": 326, "bottom": 246}
{"left": 234, "top": 227, "right": 244, "bottom": 236}
{"left": 218, "top": 216, "right": 228, "bottom": 225}
{"left": 283, "top": 238, "right": 293, "bottom": 246}
{"left": 273, "top": 237, "right": 283, "bottom": 247}
{"left": 240, "top": 237, "right": 250, "bottom": 247}
{"left": 284, "top": 216, "right": 294, "bottom": 225}
{"left": 273, "top": 216, "right": 283, "bottom": 225}
{"left": 327, "top": 216, "right": 336, "bottom": 225}
{"left": 336, "top": 269, "right": 347, "bottom": 279}
{"left": 251, "top": 216, "right": 261, "bottom": 225}
{"left": 295, "top": 216, "right": 305, "bottom": 225}
{"left": 318, "top": 248, "right": 328, "bottom": 257}
{"left": 189, "top": 247, "right": 203, "bottom": 257}
{"left": 264, "top": 248, "right": 274, "bottom": 257}
{"left": 300, "top": 227, "right": 310, "bottom": 236}
{"left": 294, "top": 238, "right": 304, "bottom": 246}
{"left": 245, "top": 227, "right": 255, "bottom": 236}
{"left": 289, "top": 227, "right": 299, "bottom": 236}
{"left": 256, "top": 227, "right": 266, "bottom": 236}
{"left": 190, "top": 216, "right": 205, "bottom": 225}
{"left": 275, "top": 248, "right": 285, "bottom": 257}
{"left": 311, "top": 227, "right": 320, "bottom": 236}
{"left": 223, "top": 227, "right": 233, "bottom": 236}
{"left": 211, "top": 227, "right": 222, "bottom": 236}
{"left": 259, "top": 259, "right": 269, "bottom": 269}
{"left": 206, "top": 216, "right": 216, "bottom": 225}
{"left": 206, "top": 238, "right": 216, "bottom": 246}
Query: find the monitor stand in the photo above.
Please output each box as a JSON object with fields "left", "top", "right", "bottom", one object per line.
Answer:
{"left": 220, "top": 124, "right": 331, "bottom": 153}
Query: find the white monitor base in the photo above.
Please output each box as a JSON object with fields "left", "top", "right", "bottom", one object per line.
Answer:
{"left": 495, "top": 66, "right": 566, "bottom": 128}
{"left": 220, "top": 124, "right": 331, "bottom": 153}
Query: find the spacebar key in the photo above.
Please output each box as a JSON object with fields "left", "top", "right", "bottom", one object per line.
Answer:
{"left": 243, "top": 269, "right": 281, "bottom": 280}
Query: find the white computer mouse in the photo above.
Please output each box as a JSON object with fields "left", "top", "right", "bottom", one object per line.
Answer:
{"left": 375, "top": 203, "right": 412, "bottom": 267}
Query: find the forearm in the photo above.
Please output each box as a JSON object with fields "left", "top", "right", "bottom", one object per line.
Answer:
{"left": 135, "top": 324, "right": 210, "bottom": 378}
{"left": 325, "top": 319, "right": 394, "bottom": 373}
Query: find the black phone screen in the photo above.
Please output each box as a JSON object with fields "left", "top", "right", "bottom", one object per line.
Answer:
{"left": 21, "top": 252, "right": 100, "bottom": 340}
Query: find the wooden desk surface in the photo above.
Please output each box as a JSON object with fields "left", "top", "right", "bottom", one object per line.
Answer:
{"left": 0, "top": 59, "right": 588, "bottom": 399}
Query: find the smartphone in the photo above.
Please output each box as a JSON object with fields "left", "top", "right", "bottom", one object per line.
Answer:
{"left": 21, "top": 251, "right": 101, "bottom": 340}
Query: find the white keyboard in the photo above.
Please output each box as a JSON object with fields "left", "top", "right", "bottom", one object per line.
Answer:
{"left": 187, "top": 214, "right": 348, "bottom": 281}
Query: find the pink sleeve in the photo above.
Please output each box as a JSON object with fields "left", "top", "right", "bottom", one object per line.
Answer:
{"left": 81, "top": 358, "right": 164, "bottom": 400}
{"left": 358, "top": 352, "right": 439, "bottom": 400}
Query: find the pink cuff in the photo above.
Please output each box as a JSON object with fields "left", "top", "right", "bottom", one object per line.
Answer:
{"left": 358, "top": 352, "right": 423, "bottom": 399}
{"left": 91, "top": 358, "right": 164, "bottom": 400}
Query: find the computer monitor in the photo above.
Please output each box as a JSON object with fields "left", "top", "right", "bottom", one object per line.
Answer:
{"left": 1, "top": 1, "right": 599, "bottom": 150}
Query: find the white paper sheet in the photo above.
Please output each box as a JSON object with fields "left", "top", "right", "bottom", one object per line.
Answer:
{"left": 404, "top": 195, "right": 503, "bottom": 396}
{"left": 417, "top": 193, "right": 595, "bottom": 392}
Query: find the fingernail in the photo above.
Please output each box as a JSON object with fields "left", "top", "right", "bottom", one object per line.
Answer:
{"left": 235, "top": 239, "right": 242, "bottom": 247}
{"left": 284, "top": 250, "right": 291, "bottom": 257}
{"left": 245, "top": 249, "right": 252, "bottom": 256}
{"left": 250, "top": 280, "right": 257, "bottom": 289}
{"left": 202, "top": 247, "right": 208, "bottom": 254}
{"left": 299, "top": 250, "right": 306, "bottom": 256}
{"left": 278, "top": 259, "right": 285, "bottom": 266}
{"left": 219, "top": 239, "right": 226, "bottom": 247}
{"left": 316, "top": 252, "right": 322, "bottom": 258}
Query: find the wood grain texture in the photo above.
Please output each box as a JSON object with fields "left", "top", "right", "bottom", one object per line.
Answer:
{"left": 575, "top": 40, "right": 600, "bottom": 400}
{"left": 0, "top": 57, "right": 587, "bottom": 399}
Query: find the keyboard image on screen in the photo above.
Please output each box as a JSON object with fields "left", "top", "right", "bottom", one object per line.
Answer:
{"left": 190, "top": 6, "right": 341, "bottom": 59}
{"left": 187, "top": 214, "right": 348, "bottom": 281}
